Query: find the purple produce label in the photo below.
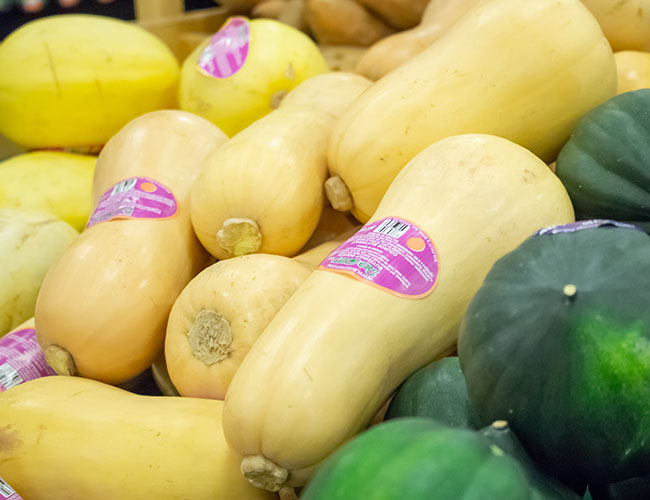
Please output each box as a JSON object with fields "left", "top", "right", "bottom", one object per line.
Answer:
{"left": 86, "top": 177, "right": 177, "bottom": 229}
{"left": 199, "top": 17, "right": 250, "bottom": 79}
{"left": 0, "top": 476, "right": 20, "bottom": 499}
{"left": 0, "top": 328, "right": 55, "bottom": 392}
{"left": 536, "top": 219, "right": 640, "bottom": 236}
{"left": 319, "top": 217, "right": 439, "bottom": 299}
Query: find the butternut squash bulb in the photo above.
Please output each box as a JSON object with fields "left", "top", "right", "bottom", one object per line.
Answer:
{"left": 0, "top": 151, "right": 96, "bottom": 232}
{"left": 222, "top": 134, "right": 575, "bottom": 491}
{"left": 190, "top": 72, "right": 371, "bottom": 260}
{"left": 327, "top": 0, "right": 616, "bottom": 222}
{"left": 165, "top": 254, "right": 311, "bottom": 400}
{"left": 179, "top": 17, "right": 329, "bottom": 137}
{"left": 0, "top": 209, "right": 77, "bottom": 337}
{"left": 0, "top": 15, "right": 179, "bottom": 150}
{"left": 0, "top": 376, "right": 276, "bottom": 500}
{"left": 615, "top": 50, "right": 650, "bottom": 94}
{"left": 34, "top": 111, "right": 227, "bottom": 385}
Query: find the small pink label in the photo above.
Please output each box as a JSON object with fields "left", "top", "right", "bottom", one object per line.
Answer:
{"left": 0, "top": 476, "right": 20, "bottom": 500}
{"left": 319, "top": 217, "right": 439, "bottom": 299}
{"left": 536, "top": 219, "right": 640, "bottom": 236}
{"left": 199, "top": 17, "right": 250, "bottom": 79}
{"left": 0, "top": 328, "right": 55, "bottom": 392}
{"left": 86, "top": 177, "right": 177, "bottom": 229}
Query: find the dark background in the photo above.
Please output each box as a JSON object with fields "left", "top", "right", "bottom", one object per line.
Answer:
{"left": 0, "top": 0, "right": 219, "bottom": 40}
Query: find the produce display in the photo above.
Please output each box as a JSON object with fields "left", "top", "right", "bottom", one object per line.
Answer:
{"left": 1, "top": 0, "right": 650, "bottom": 498}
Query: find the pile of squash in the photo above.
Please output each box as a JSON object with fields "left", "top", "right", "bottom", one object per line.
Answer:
{"left": 1, "top": 0, "right": 650, "bottom": 499}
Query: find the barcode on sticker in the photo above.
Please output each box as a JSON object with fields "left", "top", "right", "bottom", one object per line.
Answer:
{"left": 0, "top": 363, "right": 23, "bottom": 391}
{"left": 374, "top": 218, "right": 409, "bottom": 238}
{"left": 0, "top": 477, "right": 16, "bottom": 498}
{"left": 111, "top": 178, "right": 138, "bottom": 195}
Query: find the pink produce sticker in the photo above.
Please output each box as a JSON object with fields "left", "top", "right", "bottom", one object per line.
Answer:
{"left": 86, "top": 177, "right": 177, "bottom": 229}
{"left": 319, "top": 217, "right": 439, "bottom": 299}
{"left": 536, "top": 219, "right": 641, "bottom": 236}
{"left": 199, "top": 17, "right": 250, "bottom": 79}
{"left": 0, "top": 328, "right": 56, "bottom": 392}
{"left": 0, "top": 477, "right": 21, "bottom": 500}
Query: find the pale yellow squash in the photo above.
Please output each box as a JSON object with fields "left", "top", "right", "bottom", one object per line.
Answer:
{"left": 165, "top": 254, "right": 311, "bottom": 400}
{"left": 292, "top": 238, "right": 345, "bottom": 269}
{"left": 0, "top": 376, "right": 276, "bottom": 500}
{"left": 34, "top": 111, "right": 227, "bottom": 385}
{"left": 327, "top": 0, "right": 616, "bottom": 222}
{"left": 355, "top": 0, "right": 482, "bottom": 81}
{"left": 190, "top": 72, "right": 371, "bottom": 260}
{"left": 222, "top": 134, "right": 575, "bottom": 491}
{"left": 581, "top": 0, "right": 650, "bottom": 52}
{"left": 356, "top": 0, "right": 429, "bottom": 29}
{"left": 615, "top": 50, "right": 650, "bottom": 94}
{"left": 0, "top": 15, "right": 179, "bottom": 150}
{"left": 0, "top": 209, "right": 77, "bottom": 337}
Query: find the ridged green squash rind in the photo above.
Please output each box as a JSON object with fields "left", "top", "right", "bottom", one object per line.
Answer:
{"left": 458, "top": 224, "right": 650, "bottom": 485}
{"left": 555, "top": 89, "right": 650, "bottom": 222}
{"left": 301, "top": 417, "right": 535, "bottom": 500}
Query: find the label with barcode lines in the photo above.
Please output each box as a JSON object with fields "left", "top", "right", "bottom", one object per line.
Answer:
{"left": 0, "top": 363, "right": 23, "bottom": 391}
{"left": 0, "top": 477, "right": 17, "bottom": 499}
{"left": 111, "top": 178, "right": 138, "bottom": 195}
{"left": 373, "top": 218, "right": 409, "bottom": 238}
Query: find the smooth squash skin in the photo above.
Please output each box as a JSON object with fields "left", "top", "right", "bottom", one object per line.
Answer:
{"left": 615, "top": 51, "right": 650, "bottom": 94}
{"left": 165, "top": 254, "right": 311, "bottom": 400}
{"left": 355, "top": 0, "right": 481, "bottom": 81}
{"left": 222, "top": 134, "right": 574, "bottom": 491}
{"left": 328, "top": 0, "right": 616, "bottom": 222}
{"left": 190, "top": 72, "right": 371, "bottom": 260}
{"left": 0, "top": 376, "right": 276, "bottom": 500}
{"left": 0, "top": 15, "right": 179, "bottom": 150}
{"left": 581, "top": 0, "right": 650, "bottom": 52}
{"left": 34, "top": 111, "right": 227, "bottom": 385}
{"left": 356, "top": 0, "right": 429, "bottom": 30}
{"left": 300, "top": 417, "right": 535, "bottom": 500}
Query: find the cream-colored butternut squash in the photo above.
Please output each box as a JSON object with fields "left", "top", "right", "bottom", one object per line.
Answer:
{"left": 222, "top": 134, "right": 575, "bottom": 491}
{"left": 355, "top": 0, "right": 481, "bottom": 81}
{"left": 0, "top": 375, "right": 276, "bottom": 500}
{"left": 165, "top": 254, "right": 311, "bottom": 400}
{"left": 357, "top": 0, "right": 429, "bottom": 30}
{"left": 34, "top": 111, "right": 227, "bottom": 385}
{"left": 581, "top": 0, "right": 650, "bottom": 52}
{"left": 615, "top": 50, "right": 650, "bottom": 94}
{"left": 190, "top": 72, "right": 371, "bottom": 260}
{"left": 305, "top": 0, "right": 395, "bottom": 46}
{"left": 327, "top": 0, "right": 616, "bottom": 222}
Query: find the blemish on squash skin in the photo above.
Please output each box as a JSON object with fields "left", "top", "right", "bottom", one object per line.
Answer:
{"left": 0, "top": 425, "right": 22, "bottom": 451}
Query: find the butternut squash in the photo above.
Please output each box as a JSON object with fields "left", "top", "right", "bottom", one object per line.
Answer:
{"left": 305, "top": 0, "right": 395, "bottom": 46}
{"left": 252, "top": 0, "right": 289, "bottom": 20}
{"left": 0, "top": 375, "right": 276, "bottom": 500}
{"left": 615, "top": 50, "right": 650, "bottom": 94}
{"left": 165, "top": 254, "right": 311, "bottom": 400}
{"left": 34, "top": 111, "right": 227, "bottom": 385}
{"left": 298, "top": 204, "right": 361, "bottom": 253}
{"left": 190, "top": 72, "right": 371, "bottom": 260}
{"left": 0, "top": 209, "right": 77, "bottom": 337}
{"left": 356, "top": 0, "right": 429, "bottom": 30}
{"left": 327, "top": 0, "right": 616, "bottom": 223}
{"left": 292, "top": 239, "right": 344, "bottom": 269}
{"left": 0, "top": 15, "right": 179, "bottom": 150}
{"left": 222, "top": 134, "right": 575, "bottom": 491}
{"left": 355, "top": 0, "right": 481, "bottom": 81}
{"left": 179, "top": 17, "right": 329, "bottom": 137}
{"left": 581, "top": 0, "right": 650, "bottom": 52}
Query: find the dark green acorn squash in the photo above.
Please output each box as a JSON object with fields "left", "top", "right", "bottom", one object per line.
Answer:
{"left": 479, "top": 421, "right": 582, "bottom": 500}
{"left": 458, "top": 221, "right": 650, "bottom": 486}
{"left": 555, "top": 89, "right": 650, "bottom": 223}
{"left": 385, "top": 356, "right": 480, "bottom": 429}
{"left": 301, "top": 417, "right": 536, "bottom": 500}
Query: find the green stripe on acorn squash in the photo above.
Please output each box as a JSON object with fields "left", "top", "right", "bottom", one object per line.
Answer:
{"left": 385, "top": 356, "right": 480, "bottom": 429}
{"left": 301, "top": 417, "right": 536, "bottom": 500}
{"left": 458, "top": 222, "right": 650, "bottom": 486}
{"left": 555, "top": 89, "right": 650, "bottom": 222}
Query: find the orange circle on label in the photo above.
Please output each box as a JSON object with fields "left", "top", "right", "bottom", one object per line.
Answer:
{"left": 406, "top": 237, "right": 426, "bottom": 252}
{"left": 140, "top": 182, "right": 157, "bottom": 193}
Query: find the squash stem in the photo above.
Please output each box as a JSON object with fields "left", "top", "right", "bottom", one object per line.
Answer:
{"left": 188, "top": 309, "right": 233, "bottom": 366}
{"left": 217, "top": 218, "right": 262, "bottom": 257}
{"left": 44, "top": 344, "right": 76, "bottom": 376}
{"left": 325, "top": 176, "right": 354, "bottom": 212}
{"left": 563, "top": 284, "right": 578, "bottom": 302}
{"left": 241, "top": 455, "right": 289, "bottom": 492}
{"left": 279, "top": 487, "right": 298, "bottom": 500}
